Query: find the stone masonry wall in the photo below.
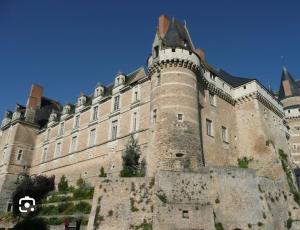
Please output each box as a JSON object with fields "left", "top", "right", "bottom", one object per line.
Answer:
{"left": 89, "top": 167, "right": 298, "bottom": 230}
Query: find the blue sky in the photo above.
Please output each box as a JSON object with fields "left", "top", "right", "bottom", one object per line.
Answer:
{"left": 0, "top": 0, "right": 300, "bottom": 117}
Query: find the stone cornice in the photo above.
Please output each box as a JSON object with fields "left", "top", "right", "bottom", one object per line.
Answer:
{"left": 235, "top": 91, "right": 285, "bottom": 118}
{"left": 148, "top": 58, "right": 202, "bottom": 77}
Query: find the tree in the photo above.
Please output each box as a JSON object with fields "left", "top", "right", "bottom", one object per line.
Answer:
{"left": 76, "top": 176, "right": 86, "bottom": 188}
{"left": 58, "top": 175, "right": 68, "bottom": 193}
{"left": 12, "top": 174, "right": 55, "bottom": 217}
{"left": 120, "top": 135, "right": 146, "bottom": 177}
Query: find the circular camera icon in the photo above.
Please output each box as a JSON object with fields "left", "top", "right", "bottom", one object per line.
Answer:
{"left": 19, "top": 196, "right": 36, "bottom": 213}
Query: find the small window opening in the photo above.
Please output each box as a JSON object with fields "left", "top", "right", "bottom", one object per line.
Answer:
{"left": 176, "top": 153, "right": 184, "bottom": 158}
{"left": 243, "top": 85, "right": 247, "bottom": 89}
{"left": 7, "top": 203, "right": 12, "bottom": 212}
{"left": 172, "top": 48, "right": 175, "bottom": 52}
{"left": 157, "top": 75, "right": 161, "bottom": 86}
{"left": 154, "top": 46, "right": 159, "bottom": 57}
{"left": 182, "top": 210, "right": 189, "bottom": 219}
{"left": 177, "top": 113, "right": 183, "bottom": 122}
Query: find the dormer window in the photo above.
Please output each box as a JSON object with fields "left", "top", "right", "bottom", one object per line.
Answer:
{"left": 62, "top": 105, "right": 71, "bottom": 115}
{"left": 114, "top": 73, "right": 126, "bottom": 87}
{"left": 77, "top": 95, "right": 87, "bottom": 107}
{"left": 94, "top": 84, "right": 104, "bottom": 98}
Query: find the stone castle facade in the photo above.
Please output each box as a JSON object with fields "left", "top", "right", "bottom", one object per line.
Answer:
{"left": 0, "top": 15, "right": 299, "bottom": 229}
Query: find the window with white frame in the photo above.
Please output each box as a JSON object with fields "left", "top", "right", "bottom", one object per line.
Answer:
{"left": 133, "top": 87, "right": 139, "bottom": 102}
{"left": 177, "top": 113, "right": 184, "bottom": 122}
{"left": 16, "top": 149, "right": 23, "bottom": 161}
{"left": 74, "top": 114, "right": 80, "bottom": 129}
{"left": 42, "top": 147, "right": 48, "bottom": 163}
{"left": 55, "top": 142, "right": 62, "bottom": 158}
{"left": 111, "top": 120, "right": 118, "bottom": 140}
{"left": 206, "top": 119, "right": 213, "bottom": 137}
{"left": 221, "top": 126, "right": 228, "bottom": 142}
{"left": 132, "top": 112, "right": 138, "bottom": 132}
{"left": 70, "top": 136, "right": 77, "bottom": 152}
{"left": 58, "top": 122, "right": 64, "bottom": 136}
{"left": 113, "top": 95, "right": 120, "bottom": 111}
{"left": 92, "top": 106, "right": 98, "bottom": 121}
{"left": 45, "top": 129, "right": 51, "bottom": 141}
{"left": 209, "top": 93, "right": 216, "bottom": 106}
{"left": 89, "top": 129, "right": 96, "bottom": 146}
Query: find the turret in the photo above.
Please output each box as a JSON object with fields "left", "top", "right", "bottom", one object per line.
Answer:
{"left": 147, "top": 15, "right": 204, "bottom": 175}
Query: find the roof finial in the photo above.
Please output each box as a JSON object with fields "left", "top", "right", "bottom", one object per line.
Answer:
{"left": 281, "top": 56, "right": 286, "bottom": 70}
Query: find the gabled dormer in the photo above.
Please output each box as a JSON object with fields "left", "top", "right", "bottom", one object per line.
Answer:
{"left": 94, "top": 83, "right": 105, "bottom": 98}
{"left": 114, "top": 72, "right": 126, "bottom": 87}
{"left": 48, "top": 110, "right": 59, "bottom": 127}
{"left": 77, "top": 93, "right": 87, "bottom": 107}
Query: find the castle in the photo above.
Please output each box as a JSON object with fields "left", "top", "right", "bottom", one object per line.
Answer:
{"left": 0, "top": 15, "right": 300, "bottom": 229}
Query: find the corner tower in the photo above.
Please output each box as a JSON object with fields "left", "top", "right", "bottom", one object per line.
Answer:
{"left": 147, "top": 15, "right": 204, "bottom": 175}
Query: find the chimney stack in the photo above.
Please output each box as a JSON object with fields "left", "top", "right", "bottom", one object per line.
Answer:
{"left": 25, "top": 84, "right": 43, "bottom": 123}
{"left": 158, "top": 14, "right": 170, "bottom": 38}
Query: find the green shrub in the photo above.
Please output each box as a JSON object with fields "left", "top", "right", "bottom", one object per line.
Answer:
{"left": 156, "top": 193, "right": 167, "bottom": 203}
{"left": 287, "top": 218, "right": 293, "bottom": 229}
{"left": 57, "top": 202, "right": 76, "bottom": 214}
{"left": 40, "top": 205, "right": 59, "bottom": 215}
{"left": 47, "top": 217, "right": 64, "bottom": 225}
{"left": 215, "top": 222, "right": 224, "bottom": 230}
{"left": 58, "top": 175, "right": 68, "bottom": 193}
{"left": 75, "top": 201, "right": 92, "bottom": 214}
{"left": 279, "top": 149, "right": 300, "bottom": 206}
{"left": 238, "top": 157, "right": 253, "bottom": 168}
{"left": 76, "top": 176, "right": 86, "bottom": 189}
{"left": 73, "top": 187, "right": 94, "bottom": 200}
{"left": 120, "top": 135, "right": 146, "bottom": 177}
{"left": 99, "top": 167, "right": 107, "bottom": 177}
{"left": 46, "top": 194, "right": 72, "bottom": 203}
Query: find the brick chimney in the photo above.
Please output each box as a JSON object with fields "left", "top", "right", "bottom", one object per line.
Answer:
{"left": 158, "top": 14, "right": 170, "bottom": 38}
{"left": 25, "top": 84, "right": 43, "bottom": 123}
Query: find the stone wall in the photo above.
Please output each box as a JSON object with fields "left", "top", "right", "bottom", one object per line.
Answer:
{"left": 89, "top": 167, "right": 299, "bottom": 230}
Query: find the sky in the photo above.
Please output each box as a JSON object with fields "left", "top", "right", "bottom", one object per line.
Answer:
{"left": 0, "top": 0, "right": 300, "bottom": 117}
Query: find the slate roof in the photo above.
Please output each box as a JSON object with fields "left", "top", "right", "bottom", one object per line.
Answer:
{"left": 218, "top": 69, "right": 255, "bottom": 88}
{"left": 161, "top": 18, "right": 194, "bottom": 50}
{"left": 278, "top": 67, "right": 300, "bottom": 100}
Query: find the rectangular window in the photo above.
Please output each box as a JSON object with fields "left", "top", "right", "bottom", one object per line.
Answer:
{"left": 70, "top": 136, "right": 77, "bottom": 152}
{"left": 152, "top": 109, "right": 157, "bottom": 124}
{"left": 132, "top": 112, "right": 137, "bottom": 132}
{"left": 92, "top": 106, "right": 98, "bottom": 121}
{"left": 113, "top": 96, "right": 120, "bottom": 111}
{"left": 55, "top": 142, "right": 61, "bottom": 158}
{"left": 157, "top": 75, "right": 161, "bottom": 86}
{"left": 177, "top": 113, "right": 183, "bottom": 122}
{"left": 58, "top": 123, "right": 64, "bottom": 136}
{"left": 45, "top": 129, "right": 51, "bottom": 141}
{"left": 111, "top": 120, "right": 118, "bottom": 140}
{"left": 182, "top": 210, "right": 189, "bottom": 219}
{"left": 16, "top": 149, "right": 23, "bottom": 161}
{"left": 74, "top": 115, "right": 80, "bottom": 129}
{"left": 206, "top": 119, "right": 213, "bottom": 137}
{"left": 221, "top": 126, "right": 228, "bottom": 142}
{"left": 154, "top": 46, "right": 159, "bottom": 58}
{"left": 89, "top": 129, "right": 96, "bottom": 146}
{"left": 133, "top": 87, "right": 139, "bottom": 103}
{"left": 209, "top": 93, "right": 216, "bottom": 106}
{"left": 42, "top": 148, "right": 48, "bottom": 163}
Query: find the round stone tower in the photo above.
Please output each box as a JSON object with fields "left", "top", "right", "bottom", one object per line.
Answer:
{"left": 146, "top": 15, "right": 204, "bottom": 175}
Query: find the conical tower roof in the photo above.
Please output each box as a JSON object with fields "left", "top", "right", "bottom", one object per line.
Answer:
{"left": 278, "top": 67, "right": 300, "bottom": 100}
